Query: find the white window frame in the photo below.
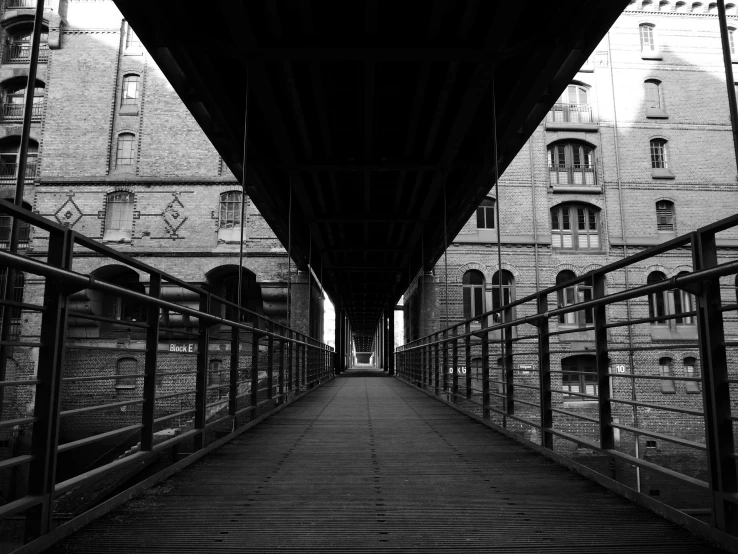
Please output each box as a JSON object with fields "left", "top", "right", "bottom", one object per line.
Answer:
{"left": 551, "top": 204, "right": 600, "bottom": 250}
{"left": 104, "top": 191, "right": 134, "bottom": 242}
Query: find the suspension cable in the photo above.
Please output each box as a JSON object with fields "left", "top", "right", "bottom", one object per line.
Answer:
{"left": 237, "top": 68, "right": 249, "bottom": 320}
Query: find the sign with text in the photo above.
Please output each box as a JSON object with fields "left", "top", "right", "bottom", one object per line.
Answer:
{"left": 167, "top": 343, "right": 197, "bottom": 353}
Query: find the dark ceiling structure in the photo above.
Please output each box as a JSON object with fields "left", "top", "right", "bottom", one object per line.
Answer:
{"left": 114, "top": 0, "right": 627, "bottom": 339}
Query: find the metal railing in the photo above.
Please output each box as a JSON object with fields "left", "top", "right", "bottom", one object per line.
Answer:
{"left": 546, "top": 102, "right": 594, "bottom": 124}
{"left": 396, "top": 212, "right": 738, "bottom": 549}
{"left": 3, "top": 44, "right": 49, "bottom": 64}
{"left": 0, "top": 102, "right": 42, "bottom": 122}
{"left": 0, "top": 199, "right": 334, "bottom": 551}
{"left": 0, "top": 161, "right": 37, "bottom": 180}
{"left": 5, "top": 0, "right": 37, "bottom": 7}
{"left": 548, "top": 163, "right": 597, "bottom": 186}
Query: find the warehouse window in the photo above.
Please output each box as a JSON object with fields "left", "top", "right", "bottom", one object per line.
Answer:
{"left": 692, "top": 2, "right": 703, "bottom": 12}
{"left": 491, "top": 270, "right": 515, "bottom": 321}
{"left": 708, "top": 2, "right": 718, "bottom": 13}
{"left": 645, "top": 80, "right": 662, "bottom": 109}
{"left": 556, "top": 270, "right": 593, "bottom": 327}
{"left": 121, "top": 74, "right": 141, "bottom": 106}
{"left": 659, "top": 0, "right": 671, "bottom": 10}
{"left": 650, "top": 139, "right": 668, "bottom": 169}
{"left": 551, "top": 204, "right": 600, "bottom": 250}
{"left": 640, "top": 24, "right": 656, "bottom": 51}
{"left": 0, "top": 200, "right": 31, "bottom": 248}
{"left": 476, "top": 197, "right": 495, "bottom": 229}
{"left": 659, "top": 357, "right": 676, "bottom": 394}
{"left": 0, "top": 137, "right": 38, "bottom": 180}
{"left": 1, "top": 78, "right": 44, "bottom": 122}
{"left": 561, "top": 355, "right": 597, "bottom": 400}
{"left": 104, "top": 191, "right": 134, "bottom": 241}
{"left": 116, "top": 357, "right": 137, "bottom": 389}
{"left": 547, "top": 142, "right": 596, "bottom": 186}
{"left": 125, "top": 23, "right": 141, "bottom": 50}
{"left": 0, "top": 268, "right": 24, "bottom": 338}
{"left": 218, "top": 190, "right": 244, "bottom": 243}
{"left": 462, "top": 270, "right": 485, "bottom": 320}
{"left": 684, "top": 357, "right": 701, "bottom": 394}
{"left": 656, "top": 200, "right": 675, "bottom": 231}
{"left": 209, "top": 359, "right": 222, "bottom": 387}
{"left": 675, "top": 1, "right": 687, "bottom": 10}
{"left": 674, "top": 272, "right": 696, "bottom": 325}
{"left": 647, "top": 271, "right": 668, "bottom": 324}
{"left": 115, "top": 133, "right": 136, "bottom": 167}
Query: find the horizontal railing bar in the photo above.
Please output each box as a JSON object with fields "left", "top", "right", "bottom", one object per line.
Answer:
{"left": 204, "top": 414, "right": 234, "bottom": 430}
{"left": 550, "top": 407, "right": 599, "bottom": 423}
{"left": 608, "top": 373, "right": 701, "bottom": 382}
{"left": 0, "top": 378, "right": 39, "bottom": 386}
{"left": 511, "top": 397, "right": 540, "bottom": 409}
{"left": 0, "top": 453, "right": 34, "bottom": 472}
{"left": 205, "top": 398, "right": 229, "bottom": 410}
{"left": 67, "top": 311, "right": 149, "bottom": 329}
{"left": 610, "top": 397, "right": 703, "bottom": 417}
{"left": 63, "top": 374, "right": 145, "bottom": 383}
{"left": 0, "top": 299, "right": 45, "bottom": 311}
{"left": 0, "top": 494, "right": 43, "bottom": 521}
{"left": 57, "top": 424, "right": 143, "bottom": 454}
{"left": 155, "top": 370, "right": 198, "bottom": 378}
{"left": 604, "top": 311, "right": 697, "bottom": 329}
{"left": 611, "top": 422, "right": 707, "bottom": 451}
{"left": 54, "top": 451, "right": 151, "bottom": 496}
{"left": 0, "top": 415, "right": 38, "bottom": 429}
{"left": 154, "top": 408, "right": 196, "bottom": 425}
{"left": 0, "top": 340, "right": 42, "bottom": 347}
{"left": 60, "top": 398, "right": 144, "bottom": 417}
{"left": 155, "top": 390, "right": 196, "bottom": 401}
{"left": 550, "top": 388, "right": 598, "bottom": 401}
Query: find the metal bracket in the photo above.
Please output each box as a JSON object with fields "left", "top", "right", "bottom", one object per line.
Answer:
{"left": 673, "top": 276, "right": 703, "bottom": 297}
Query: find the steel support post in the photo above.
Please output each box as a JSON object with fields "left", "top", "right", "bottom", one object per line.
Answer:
{"left": 250, "top": 317, "right": 261, "bottom": 421}
{"left": 24, "top": 228, "right": 72, "bottom": 540}
{"left": 537, "top": 293, "right": 553, "bottom": 449}
{"left": 287, "top": 330, "right": 294, "bottom": 395}
{"left": 388, "top": 308, "right": 395, "bottom": 375}
{"left": 465, "top": 322, "right": 471, "bottom": 400}
{"left": 334, "top": 307, "right": 341, "bottom": 374}
{"left": 693, "top": 229, "right": 738, "bottom": 533}
{"left": 229, "top": 326, "right": 239, "bottom": 421}
{"left": 504, "top": 305, "right": 515, "bottom": 420}
{"left": 194, "top": 293, "right": 211, "bottom": 450}
{"left": 442, "top": 330, "right": 449, "bottom": 393}
{"left": 267, "top": 324, "right": 274, "bottom": 403}
{"left": 482, "top": 326, "right": 490, "bottom": 420}
{"left": 593, "top": 272, "right": 614, "bottom": 453}
{"left": 141, "top": 273, "right": 161, "bottom": 451}
{"left": 433, "top": 333, "right": 441, "bottom": 396}
{"left": 452, "top": 327, "right": 458, "bottom": 401}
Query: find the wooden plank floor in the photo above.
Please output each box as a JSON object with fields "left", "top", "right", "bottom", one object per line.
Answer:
{"left": 48, "top": 369, "right": 725, "bottom": 553}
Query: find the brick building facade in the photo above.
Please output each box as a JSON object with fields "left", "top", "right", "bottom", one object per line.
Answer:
{"left": 0, "top": 0, "right": 323, "bottom": 502}
{"left": 403, "top": 2, "right": 738, "bottom": 502}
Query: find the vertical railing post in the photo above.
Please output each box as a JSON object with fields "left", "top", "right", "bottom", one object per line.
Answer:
{"left": 287, "top": 330, "right": 294, "bottom": 396}
{"left": 194, "top": 292, "right": 211, "bottom": 451}
{"left": 465, "top": 322, "right": 471, "bottom": 400}
{"left": 693, "top": 229, "right": 738, "bottom": 533}
{"left": 482, "top": 318, "right": 490, "bottom": 420}
{"left": 452, "top": 326, "right": 458, "bottom": 402}
{"left": 388, "top": 308, "right": 395, "bottom": 375}
{"left": 251, "top": 316, "right": 261, "bottom": 421}
{"left": 504, "top": 304, "right": 514, "bottom": 420}
{"left": 267, "top": 322, "right": 274, "bottom": 404}
{"left": 442, "top": 329, "right": 449, "bottom": 393}
{"left": 594, "top": 272, "right": 614, "bottom": 453}
{"left": 140, "top": 272, "right": 161, "bottom": 452}
{"left": 434, "top": 333, "right": 440, "bottom": 396}
{"left": 229, "top": 326, "right": 239, "bottom": 421}
{"left": 24, "top": 228, "right": 72, "bottom": 540}
{"left": 537, "top": 293, "right": 553, "bottom": 449}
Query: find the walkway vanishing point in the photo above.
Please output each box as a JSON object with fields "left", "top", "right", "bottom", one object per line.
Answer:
{"left": 46, "top": 369, "right": 723, "bottom": 553}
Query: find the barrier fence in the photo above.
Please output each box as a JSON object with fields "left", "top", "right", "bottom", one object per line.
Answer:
{"left": 396, "top": 212, "right": 738, "bottom": 546}
{"left": 0, "top": 199, "right": 334, "bottom": 551}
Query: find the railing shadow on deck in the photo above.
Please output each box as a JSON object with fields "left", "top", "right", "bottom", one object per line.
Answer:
{"left": 396, "top": 212, "right": 738, "bottom": 553}
{"left": 0, "top": 199, "right": 335, "bottom": 553}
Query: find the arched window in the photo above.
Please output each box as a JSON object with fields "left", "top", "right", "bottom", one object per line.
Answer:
{"left": 548, "top": 142, "right": 596, "bottom": 186}
{"left": 692, "top": 2, "right": 703, "bottom": 12}
{"left": 674, "top": 271, "right": 695, "bottom": 324}
{"left": 104, "top": 191, "right": 134, "bottom": 241}
{"left": 659, "top": 0, "right": 671, "bottom": 10}
{"left": 647, "top": 271, "right": 668, "bottom": 323}
{"left": 639, "top": 23, "right": 656, "bottom": 52}
{"left": 4, "top": 25, "right": 49, "bottom": 63}
{"left": 0, "top": 137, "right": 38, "bottom": 180}
{"left": 0, "top": 200, "right": 31, "bottom": 248}
{"left": 556, "top": 270, "right": 593, "bottom": 327}
{"left": 643, "top": 0, "right": 655, "bottom": 10}
{"left": 650, "top": 138, "right": 668, "bottom": 169}
{"left": 684, "top": 357, "right": 701, "bottom": 393}
{"left": 675, "top": 1, "right": 687, "bottom": 11}
{"left": 659, "top": 357, "right": 676, "bottom": 393}
{"left": 561, "top": 355, "right": 597, "bottom": 400}
{"left": 548, "top": 84, "right": 592, "bottom": 124}
{"left": 708, "top": 2, "right": 718, "bottom": 13}
{"left": 218, "top": 191, "right": 244, "bottom": 243}
{"left": 656, "top": 200, "right": 675, "bottom": 231}
{"left": 645, "top": 79, "right": 662, "bottom": 109}
{"left": 727, "top": 3, "right": 737, "bottom": 15}
{"left": 206, "top": 265, "right": 263, "bottom": 324}
{"left": 551, "top": 204, "right": 600, "bottom": 250}
{"left": 476, "top": 197, "right": 494, "bottom": 229}
{"left": 491, "top": 270, "right": 515, "bottom": 321}
{"left": 1, "top": 78, "right": 44, "bottom": 121}
{"left": 121, "top": 74, "right": 141, "bottom": 106}
{"left": 115, "top": 133, "right": 136, "bottom": 167}
{"left": 462, "top": 270, "right": 485, "bottom": 320}
{"left": 0, "top": 268, "right": 24, "bottom": 338}
{"left": 116, "top": 357, "right": 137, "bottom": 389}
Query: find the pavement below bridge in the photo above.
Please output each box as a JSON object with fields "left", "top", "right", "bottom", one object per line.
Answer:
{"left": 49, "top": 369, "right": 724, "bottom": 553}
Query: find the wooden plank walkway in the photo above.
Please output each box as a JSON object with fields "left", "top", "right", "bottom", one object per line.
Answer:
{"left": 48, "top": 369, "right": 725, "bottom": 553}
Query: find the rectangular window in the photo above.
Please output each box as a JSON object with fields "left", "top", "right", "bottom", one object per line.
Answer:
{"left": 640, "top": 25, "right": 655, "bottom": 51}
{"left": 219, "top": 191, "right": 242, "bottom": 229}
{"left": 650, "top": 140, "right": 668, "bottom": 169}
{"left": 116, "top": 357, "right": 137, "bottom": 389}
{"left": 105, "top": 192, "right": 134, "bottom": 232}
{"left": 685, "top": 359, "right": 701, "bottom": 394}
{"left": 116, "top": 134, "right": 136, "bottom": 167}
{"left": 659, "top": 359, "right": 676, "bottom": 394}
{"left": 656, "top": 202, "right": 674, "bottom": 231}
{"left": 125, "top": 24, "right": 141, "bottom": 49}
{"left": 645, "top": 81, "right": 660, "bottom": 108}
{"left": 121, "top": 75, "right": 140, "bottom": 106}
